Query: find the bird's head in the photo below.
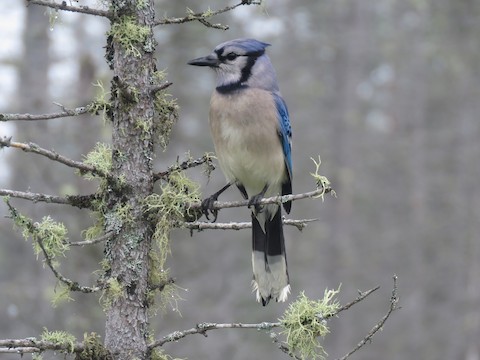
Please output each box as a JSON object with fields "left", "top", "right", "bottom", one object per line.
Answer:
{"left": 188, "top": 38, "right": 279, "bottom": 92}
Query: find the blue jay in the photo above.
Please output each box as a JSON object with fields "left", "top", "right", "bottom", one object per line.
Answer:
{"left": 188, "top": 38, "right": 292, "bottom": 305}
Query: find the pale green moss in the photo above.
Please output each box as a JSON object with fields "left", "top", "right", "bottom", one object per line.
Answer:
{"left": 28, "top": 216, "right": 69, "bottom": 262}
{"left": 76, "top": 332, "right": 110, "bottom": 360}
{"left": 152, "top": 70, "right": 179, "bottom": 150}
{"left": 310, "top": 156, "right": 336, "bottom": 200}
{"left": 280, "top": 287, "right": 341, "bottom": 360}
{"left": 82, "top": 143, "right": 112, "bottom": 180}
{"left": 51, "top": 283, "right": 74, "bottom": 307}
{"left": 100, "top": 277, "right": 123, "bottom": 310}
{"left": 151, "top": 348, "right": 185, "bottom": 360}
{"left": 144, "top": 170, "right": 199, "bottom": 312}
{"left": 41, "top": 328, "right": 76, "bottom": 353}
{"left": 88, "top": 80, "right": 111, "bottom": 123}
{"left": 109, "top": 16, "right": 151, "bottom": 57}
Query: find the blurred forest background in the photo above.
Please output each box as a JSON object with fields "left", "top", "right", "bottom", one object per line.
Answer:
{"left": 1, "top": 0, "right": 480, "bottom": 359}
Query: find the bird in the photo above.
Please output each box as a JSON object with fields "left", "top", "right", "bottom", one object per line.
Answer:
{"left": 188, "top": 38, "right": 292, "bottom": 306}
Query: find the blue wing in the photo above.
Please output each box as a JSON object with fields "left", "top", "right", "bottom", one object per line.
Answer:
{"left": 272, "top": 92, "right": 292, "bottom": 213}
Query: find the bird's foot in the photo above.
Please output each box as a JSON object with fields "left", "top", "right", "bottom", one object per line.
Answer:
{"left": 201, "top": 195, "right": 219, "bottom": 222}
{"left": 248, "top": 193, "right": 264, "bottom": 214}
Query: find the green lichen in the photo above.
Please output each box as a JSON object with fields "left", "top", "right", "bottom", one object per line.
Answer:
{"left": 152, "top": 70, "right": 179, "bottom": 150}
{"left": 150, "top": 348, "right": 185, "bottom": 360}
{"left": 28, "top": 216, "right": 69, "bottom": 262}
{"left": 310, "top": 156, "right": 336, "bottom": 200}
{"left": 41, "top": 328, "right": 76, "bottom": 354}
{"left": 88, "top": 80, "right": 111, "bottom": 123}
{"left": 51, "top": 283, "right": 74, "bottom": 307}
{"left": 4, "top": 197, "right": 69, "bottom": 271}
{"left": 280, "top": 287, "right": 341, "bottom": 360}
{"left": 144, "top": 170, "right": 199, "bottom": 312}
{"left": 109, "top": 16, "right": 151, "bottom": 57}
{"left": 100, "top": 277, "right": 123, "bottom": 310}
{"left": 76, "top": 332, "right": 110, "bottom": 360}
{"left": 145, "top": 171, "right": 200, "bottom": 267}
{"left": 82, "top": 143, "right": 112, "bottom": 180}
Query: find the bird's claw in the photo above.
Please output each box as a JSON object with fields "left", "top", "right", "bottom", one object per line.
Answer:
{"left": 248, "top": 194, "right": 264, "bottom": 214}
{"left": 201, "top": 196, "right": 219, "bottom": 222}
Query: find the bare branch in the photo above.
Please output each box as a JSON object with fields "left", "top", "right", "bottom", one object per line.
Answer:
{"left": 335, "top": 275, "right": 400, "bottom": 360}
{"left": 0, "top": 189, "right": 71, "bottom": 206}
{"left": 0, "top": 339, "right": 85, "bottom": 354}
{"left": 179, "top": 218, "right": 319, "bottom": 231}
{"left": 0, "top": 189, "right": 96, "bottom": 209}
{"left": 154, "top": 154, "right": 214, "bottom": 181}
{"left": 35, "top": 233, "right": 100, "bottom": 292}
{"left": 0, "top": 137, "right": 106, "bottom": 178}
{"left": 148, "top": 322, "right": 280, "bottom": 349}
{"left": 0, "top": 105, "right": 90, "bottom": 121}
{"left": 26, "top": 0, "right": 111, "bottom": 18}
{"left": 154, "top": 1, "right": 261, "bottom": 28}
{"left": 150, "top": 277, "right": 175, "bottom": 292}
{"left": 334, "top": 286, "right": 381, "bottom": 317}
{"left": 148, "top": 81, "right": 173, "bottom": 94}
{"left": 68, "top": 231, "right": 115, "bottom": 246}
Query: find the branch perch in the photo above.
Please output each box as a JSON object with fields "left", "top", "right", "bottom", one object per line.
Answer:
{"left": 180, "top": 218, "right": 319, "bottom": 231}
{"left": 188, "top": 187, "right": 333, "bottom": 213}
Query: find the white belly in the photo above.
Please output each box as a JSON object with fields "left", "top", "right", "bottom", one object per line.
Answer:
{"left": 209, "top": 89, "right": 288, "bottom": 198}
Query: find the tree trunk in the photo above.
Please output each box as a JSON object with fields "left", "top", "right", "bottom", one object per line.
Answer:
{"left": 104, "top": 1, "right": 157, "bottom": 358}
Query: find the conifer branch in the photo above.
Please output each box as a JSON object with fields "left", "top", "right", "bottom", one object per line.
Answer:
{"left": 0, "top": 339, "right": 85, "bottom": 354}
{"left": 180, "top": 218, "right": 319, "bottom": 231}
{"left": 189, "top": 187, "right": 333, "bottom": 214}
{"left": 5, "top": 200, "right": 100, "bottom": 293}
{"left": 26, "top": 0, "right": 111, "bottom": 18}
{"left": 0, "top": 105, "right": 90, "bottom": 121}
{"left": 148, "top": 279, "right": 395, "bottom": 355}
{"left": 0, "top": 189, "right": 96, "bottom": 209}
{"left": 0, "top": 137, "right": 107, "bottom": 178}
{"left": 154, "top": 1, "right": 261, "bottom": 28}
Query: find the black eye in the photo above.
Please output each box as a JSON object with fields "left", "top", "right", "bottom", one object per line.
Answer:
{"left": 225, "top": 52, "right": 238, "bottom": 61}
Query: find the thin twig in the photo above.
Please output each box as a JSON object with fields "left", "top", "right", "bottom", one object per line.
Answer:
{"left": 334, "top": 286, "right": 381, "bottom": 317}
{"left": 148, "top": 322, "right": 280, "bottom": 349}
{"left": 68, "top": 231, "right": 115, "bottom": 246}
{"left": 335, "top": 275, "right": 400, "bottom": 360}
{"left": 0, "top": 189, "right": 96, "bottom": 209}
{"left": 270, "top": 333, "right": 303, "bottom": 360}
{"left": 1, "top": 105, "right": 90, "bottom": 121}
{"left": 5, "top": 200, "right": 100, "bottom": 293}
{"left": 26, "top": 0, "right": 111, "bottom": 18}
{"left": 150, "top": 277, "right": 175, "bottom": 292}
{"left": 35, "top": 228, "right": 101, "bottom": 293}
{"left": 179, "top": 218, "right": 319, "bottom": 231}
{"left": 0, "top": 137, "right": 106, "bottom": 178}
{"left": 154, "top": 1, "right": 261, "bottom": 28}
{"left": 148, "top": 82, "right": 173, "bottom": 94}
{"left": 154, "top": 154, "right": 214, "bottom": 181}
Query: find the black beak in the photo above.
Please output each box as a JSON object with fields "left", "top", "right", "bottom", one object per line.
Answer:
{"left": 187, "top": 54, "right": 219, "bottom": 67}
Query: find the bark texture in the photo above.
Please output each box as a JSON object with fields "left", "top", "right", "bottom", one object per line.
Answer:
{"left": 104, "top": 1, "right": 157, "bottom": 359}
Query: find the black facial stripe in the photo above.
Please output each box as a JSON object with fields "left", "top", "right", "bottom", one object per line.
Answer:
{"left": 239, "top": 55, "right": 257, "bottom": 84}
